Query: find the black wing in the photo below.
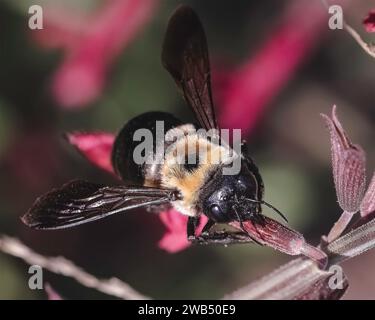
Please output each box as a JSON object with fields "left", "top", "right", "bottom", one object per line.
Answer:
{"left": 21, "top": 180, "right": 178, "bottom": 230}
{"left": 162, "top": 5, "right": 218, "bottom": 131}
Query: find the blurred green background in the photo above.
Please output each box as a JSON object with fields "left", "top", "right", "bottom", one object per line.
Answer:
{"left": 0, "top": 0, "right": 374, "bottom": 299}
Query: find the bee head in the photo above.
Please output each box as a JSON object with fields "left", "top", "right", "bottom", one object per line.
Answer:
{"left": 200, "top": 162, "right": 262, "bottom": 223}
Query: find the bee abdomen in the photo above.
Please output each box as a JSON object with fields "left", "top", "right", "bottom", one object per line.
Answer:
{"left": 111, "top": 112, "right": 183, "bottom": 185}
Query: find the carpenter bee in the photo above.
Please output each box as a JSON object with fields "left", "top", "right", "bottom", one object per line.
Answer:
{"left": 21, "top": 5, "right": 286, "bottom": 245}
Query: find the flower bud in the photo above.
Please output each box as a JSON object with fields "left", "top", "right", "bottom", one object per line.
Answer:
{"left": 321, "top": 106, "right": 366, "bottom": 213}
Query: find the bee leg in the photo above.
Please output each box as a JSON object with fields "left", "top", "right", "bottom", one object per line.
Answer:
{"left": 187, "top": 217, "right": 259, "bottom": 245}
{"left": 187, "top": 216, "right": 200, "bottom": 239}
{"left": 241, "top": 140, "right": 249, "bottom": 154}
{"left": 191, "top": 231, "right": 255, "bottom": 245}
{"left": 187, "top": 217, "right": 215, "bottom": 240}
{"left": 188, "top": 229, "right": 254, "bottom": 247}
{"left": 201, "top": 219, "right": 215, "bottom": 236}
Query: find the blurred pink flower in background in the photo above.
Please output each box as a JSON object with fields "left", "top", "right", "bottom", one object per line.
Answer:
{"left": 66, "top": 132, "right": 115, "bottom": 173}
{"left": 215, "top": 0, "right": 348, "bottom": 136}
{"left": 33, "top": 0, "right": 159, "bottom": 109}
{"left": 363, "top": 10, "right": 375, "bottom": 32}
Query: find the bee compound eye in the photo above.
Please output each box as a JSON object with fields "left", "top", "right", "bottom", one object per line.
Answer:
{"left": 210, "top": 204, "right": 223, "bottom": 219}
{"left": 171, "top": 190, "right": 183, "bottom": 201}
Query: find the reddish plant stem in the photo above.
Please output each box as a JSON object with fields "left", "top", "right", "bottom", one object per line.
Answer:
{"left": 327, "top": 211, "right": 355, "bottom": 243}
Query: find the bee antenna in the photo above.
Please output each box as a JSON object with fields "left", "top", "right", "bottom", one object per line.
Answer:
{"left": 245, "top": 198, "right": 288, "bottom": 223}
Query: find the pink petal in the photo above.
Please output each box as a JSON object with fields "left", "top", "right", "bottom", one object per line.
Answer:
{"left": 216, "top": 0, "right": 348, "bottom": 136}
{"left": 364, "top": 10, "right": 375, "bottom": 33}
{"left": 66, "top": 132, "right": 115, "bottom": 174}
{"left": 44, "top": 0, "right": 160, "bottom": 108}
{"left": 158, "top": 209, "right": 208, "bottom": 253}
{"left": 52, "top": 55, "right": 106, "bottom": 108}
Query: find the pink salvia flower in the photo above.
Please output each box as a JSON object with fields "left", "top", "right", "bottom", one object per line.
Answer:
{"left": 360, "top": 173, "right": 375, "bottom": 217}
{"left": 321, "top": 106, "right": 366, "bottom": 213}
{"left": 35, "top": 0, "right": 159, "bottom": 108}
{"left": 363, "top": 10, "right": 375, "bottom": 33}
{"left": 66, "top": 132, "right": 115, "bottom": 174}
{"left": 158, "top": 210, "right": 208, "bottom": 253}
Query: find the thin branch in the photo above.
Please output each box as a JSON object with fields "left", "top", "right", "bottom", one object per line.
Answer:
{"left": 343, "top": 23, "right": 375, "bottom": 58}
{"left": 0, "top": 235, "right": 150, "bottom": 300}
{"left": 321, "top": 0, "right": 375, "bottom": 59}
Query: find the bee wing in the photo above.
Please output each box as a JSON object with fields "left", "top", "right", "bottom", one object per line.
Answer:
{"left": 21, "top": 180, "right": 177, "bottom": 230}
{"left": 162, "top": 5, "right": 218, "bottom": 131}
